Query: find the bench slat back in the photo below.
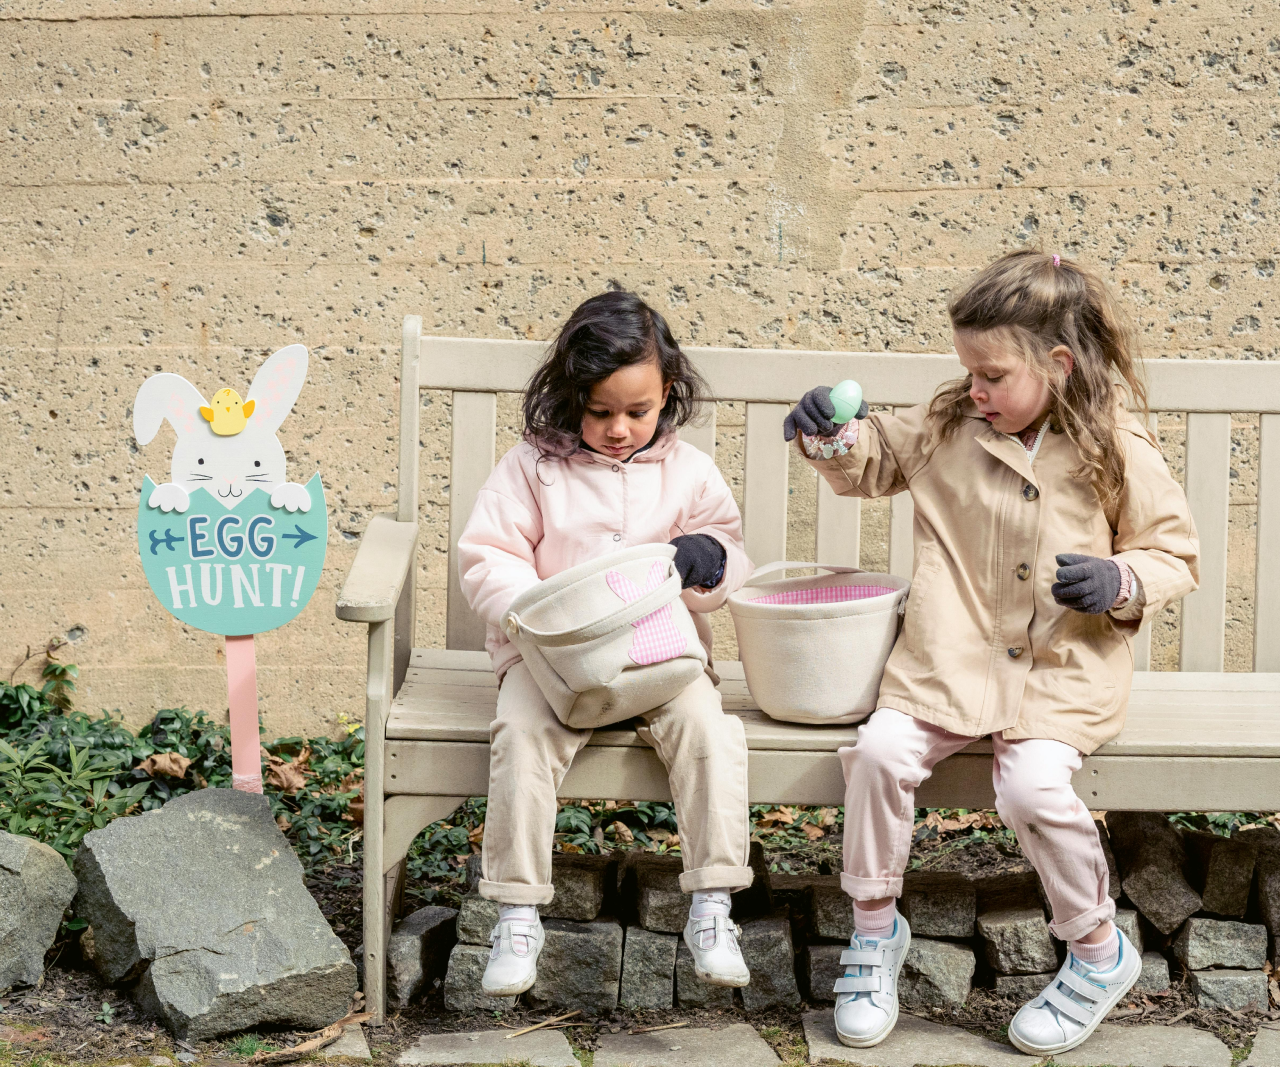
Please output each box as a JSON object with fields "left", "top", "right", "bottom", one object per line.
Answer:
{"left": 403, "top": 321, "right": 1280, "bottom": 672}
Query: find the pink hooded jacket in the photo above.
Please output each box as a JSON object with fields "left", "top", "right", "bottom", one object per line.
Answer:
{"left": 457, "top": 432, "right": 752, "bottom": 681}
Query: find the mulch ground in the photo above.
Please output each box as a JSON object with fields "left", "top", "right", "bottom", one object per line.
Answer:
{"left": 3, "top": 843, "right": 1276, "bottom": 1063}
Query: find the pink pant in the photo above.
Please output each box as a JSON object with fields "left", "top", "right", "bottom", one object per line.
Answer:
{"left": 840, "top": 708, "right": 1114, "bottom": 943}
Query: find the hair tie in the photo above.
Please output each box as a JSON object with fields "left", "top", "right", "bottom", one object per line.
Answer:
{"left": 1052, "top": 254, "right": 1061, "bottom": 267}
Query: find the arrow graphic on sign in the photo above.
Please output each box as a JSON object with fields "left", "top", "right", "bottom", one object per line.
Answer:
{"left": 280, "top": 524, "right": 318, "bottom": 549}
{"left": 149, "top": 528, "right": 185, "bottom": 555}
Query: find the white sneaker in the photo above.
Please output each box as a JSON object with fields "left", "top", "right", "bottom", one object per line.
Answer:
{"left": 683, "top": 913, "right": 751, "bottom": 987}
{"left": 833, "top": 912, "right": 911, "bottom": 1049}
{"left": 1007, "top": 929, "right": 1141, "bottom": 1056}
{"left": 481, "top": 910, "right": 544, "bottom": 997}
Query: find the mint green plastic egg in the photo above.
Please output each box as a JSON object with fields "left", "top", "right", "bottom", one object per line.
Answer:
{"left": 829, "top": 379, "right": 864, "bottom": 424}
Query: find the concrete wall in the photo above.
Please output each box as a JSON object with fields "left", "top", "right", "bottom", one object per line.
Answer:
{"left": 2, "top": 0, "right": 1275, "bottom": 735}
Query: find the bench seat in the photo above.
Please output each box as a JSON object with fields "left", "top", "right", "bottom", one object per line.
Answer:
{"left": 386, "top": 648, "right": 1280, "bottom": 814}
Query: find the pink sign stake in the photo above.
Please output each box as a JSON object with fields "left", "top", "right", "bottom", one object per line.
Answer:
{"left": 225, "top": 634, "right": 263, "bottom": 793}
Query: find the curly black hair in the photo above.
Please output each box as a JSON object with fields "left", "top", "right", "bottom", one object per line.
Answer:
{"left": 522, "top": 290, "right": 709, "bottom": 457}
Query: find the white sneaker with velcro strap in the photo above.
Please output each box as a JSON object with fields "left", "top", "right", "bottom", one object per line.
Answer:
{"left": 481, "top": 911, "right": 545, "bottom": 997}
{"left": 832, "top": 912, "right": 911, "bottom": 1049}
{"left": 683, "top": 913, "right": 751, "bottom": 987}
{"left": 1007, "top": 929, "right": 1141, "bottom": 1056}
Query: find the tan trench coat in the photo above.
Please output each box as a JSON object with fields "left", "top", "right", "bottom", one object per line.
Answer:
{"left": 805, "top": 401, "right": 1199, "bottom": 755}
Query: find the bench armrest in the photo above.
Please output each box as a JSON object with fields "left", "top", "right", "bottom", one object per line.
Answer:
{"left": 336, "top": 514, "right": 418, "bottom": 622}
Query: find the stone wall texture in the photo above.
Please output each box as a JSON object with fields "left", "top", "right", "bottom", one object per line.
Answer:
{"left": 2, "top": 0, "right": 1276, "bottom": 735}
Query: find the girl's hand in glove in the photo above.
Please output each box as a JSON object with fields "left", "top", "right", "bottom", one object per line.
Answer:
{"left": 783, "top": 387, "right": 868, "bottom": 442}
{"left": 1052, "top": 553, "right": 1122, "bottom": 614}
{"left": 670, "top": 534, "right": 726, "bottom": 589}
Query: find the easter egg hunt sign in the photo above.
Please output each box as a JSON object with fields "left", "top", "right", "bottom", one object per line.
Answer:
{"left": 138, "top": 473, "right": 326, "bottom": 636}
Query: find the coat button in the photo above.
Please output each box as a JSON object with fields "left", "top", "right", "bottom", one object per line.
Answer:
{"left": 1023, "top": 484, "right": 1038, "bottom": 501}
{"left": 613, "top": 534, "right": 622, "bottom": 542}
{"left": 612, "top": 465, "right": 620, "bottom": 472}
{"left": 1016, "top": 563, "right": 1031, "bottom": 580}
{"left": 1008, "top": 646, "right": 1024, "bottom": 658}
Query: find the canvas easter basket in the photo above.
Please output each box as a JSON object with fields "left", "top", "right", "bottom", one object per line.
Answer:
{"left": 728, "top": 562, "right": 910, "bottom": 725}
{"left": 501, "top": 543, "right": 708, "bottom": 729}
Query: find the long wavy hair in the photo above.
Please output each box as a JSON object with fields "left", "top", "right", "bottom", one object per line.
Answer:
{"left": 929, "top": 250, "right": 1148, "bottom": 513}
{"left": 522, "top": 290, "right": 709, "bottom": 458}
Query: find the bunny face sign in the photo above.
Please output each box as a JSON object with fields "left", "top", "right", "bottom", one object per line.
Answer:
{"left": 133, "top": 344, "right": 327, "bottom": 636}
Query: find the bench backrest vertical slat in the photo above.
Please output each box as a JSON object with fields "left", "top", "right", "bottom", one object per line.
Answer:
{"left": 816, "top": 483, "right": 860, "bottom": 568}
{"left": 743, "top": 402, "right": 790, "bottom": 566}
{"left": 398, "top": 317, "right": 422, "bottom": 524}
{"left": 678, "top": 403, "right": 717, "bottom": 461}
{"left": 1131, "top": 412, "right": 1160, "bottom": 672}
{"left": 888, "top": 407, "right": 916, "bottom": 579}
{"left": 1256, "top": 413, "right": 1280, "bottom": 671}
{"left": 1180, "top": 411, "right": 1232, "bottom": 672}
{"left": 445, "top": 391, "right": 497, "bottom": 651}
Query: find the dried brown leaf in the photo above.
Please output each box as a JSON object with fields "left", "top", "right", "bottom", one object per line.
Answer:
{"left": 138, "top": 752, "right": 192, "bottom": 779}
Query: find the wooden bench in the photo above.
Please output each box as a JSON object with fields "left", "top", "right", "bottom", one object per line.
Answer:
{"left": 337, "top": 315, "right": 1280, "bottom": 1021}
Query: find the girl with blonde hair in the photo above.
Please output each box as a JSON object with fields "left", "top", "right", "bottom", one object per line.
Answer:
{"left": 783, "top": 250, "right": 1199, "bottom": 1055}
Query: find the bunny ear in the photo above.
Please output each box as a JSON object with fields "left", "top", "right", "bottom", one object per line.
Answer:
{"left": 133, "top": 373, "right": 209, "bottom": 445}
{"left": 246, "top": 343, "right": 309, "bottom": 434}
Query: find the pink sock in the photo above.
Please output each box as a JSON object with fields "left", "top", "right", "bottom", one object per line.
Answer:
{"left": 853, "top": 900, "right": 896, "bottom": 940}
{"left": 1070, "top": 923, "right": 1119, "bottom": 969}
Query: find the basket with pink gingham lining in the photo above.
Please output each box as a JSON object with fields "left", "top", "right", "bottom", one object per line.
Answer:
{"left": 749, "top": 583, "right": 898, "bottom": 606}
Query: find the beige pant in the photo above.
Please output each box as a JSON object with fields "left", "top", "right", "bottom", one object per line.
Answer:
{"left": 479, "top": 661, "right": 753, "bottom": 905}
{"left": 841, "top": 708, "right": 1115, "bottom": 943}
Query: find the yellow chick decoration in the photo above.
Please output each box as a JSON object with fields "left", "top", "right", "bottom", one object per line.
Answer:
{"left": 200, "top": 388, "right": 256, "bottom": 436}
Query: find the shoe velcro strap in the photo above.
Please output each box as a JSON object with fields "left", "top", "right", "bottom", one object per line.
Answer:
{"left": 840, "top": 948, "right": 884, "bottom": 967}
{"left": 1056, "top": 967, "right": 1105, "bottom": 1002}
{"left": 1042, "top": 985, "right": 1096, "bottom": 1027}
{"left": 833, "top": 975, "right": 881, "bottom": 994}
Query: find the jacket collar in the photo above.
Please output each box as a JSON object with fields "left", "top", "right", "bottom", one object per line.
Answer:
{"left": 529, "top": 430, "right": 679, "bottom": 466}
{"left": 967, "top": 402, "right": 1042, "bottom": 487}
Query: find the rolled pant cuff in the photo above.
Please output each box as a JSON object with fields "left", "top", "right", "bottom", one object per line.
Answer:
{"left": 1049, "top": 900, "right": 1117, "bottom": 943}
{"left": 679, "top": 865, "right": 754, "bottom": 894}
{"left": 478, "top": 878, "right": 555, "bottom": 906}
{"left": 841, "top": 873, "right": 903, "bottom": 900}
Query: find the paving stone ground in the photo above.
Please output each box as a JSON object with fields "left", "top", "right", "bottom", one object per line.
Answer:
{"left": 1245, "top": 1026, "right": 1280, "bottom": 1067}
{"left": 395, "top": 1028, "right": 578, "bottom": 1066}
{"left": 319, "top": 1024, "right": 372, "bottom": 1060}
{"left": 802, "top": 1010, "right": 1234, "bottom": 1067}
{"left": 594, "top": 1023, "right": 781, "bottom": 1067}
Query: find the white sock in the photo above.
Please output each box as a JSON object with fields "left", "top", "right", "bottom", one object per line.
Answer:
{"left": 689, "top": 889, "right": 732, "bottom": 948}
{"left": 1070, "top": 922, "right": 1120, "bottom": 971}
{"left": 499, "top": 904, "right": 538, "bottom": 953}
{"left": 853, "top": 899, "right": 896, "bottom": 941}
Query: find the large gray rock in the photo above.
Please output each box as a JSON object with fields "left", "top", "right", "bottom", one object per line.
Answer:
{"left": 901, "top": 871, "right": 976, "bottom": 938}
{"left": 1135, "top": 951, "right": 1171, "bottom": 995}
{"left": 528, "top": 918, "right": 623, "bottom": 1015}
{"left": 1185, "top": 832, "right": 1258, "bottom": 917}
{"left": 1243, "top": 827, "right": 1280, "bottom": 934}
{"left": 994, "top": 972, "right": 1054, "bottom": 1002}
{"left": 976, "top": 907, "right": 1058, "bottom": 976}
{"left": 73, "top": 789, "right": 355, "bottom": 1039}
{"left": 1173, "top": 917, "right": 1267, "bottom": 971}
{"left": 619, "top": 926, "right": 675, "bottom": 1010}
{"left": 441, "top": 942, "right": 514, "bottom": 1013}
{"left": 809, "top": 877, "right": 852, "bottom": 941}
{"left": 627, "top": 854, "right": 687, "bottom": 934}
{"left": 1114, "top": 908, "right": 1144, "bottom": 955}
{"left": 1190, "top": 968, "right": 1268, "bottom": 1012}
{"left": 805, "top": 943, "right": 843, "bottom": 1003}
{"left": 899, "top": 938, "right": 974, "bottom": 1010}
{"left": 546, "top": 853, "right": 612, "bottom": 922}
{"left": 1107, "top": 812, "right": 1202, "bottom": 934}
{"left": 738, "top": 912, "right": 800, "bottom": 1011}
{"left": 455, "top": 893, "right": 499, "bottom": 946}
{"left": 675, "top": 942, "right": 733, "bottom": 1008}
{"left": 364, "top": 906, "right": 457, "bottom": 1010}
{"left": 0, "top": 831, "right": 77, "bottom": 992}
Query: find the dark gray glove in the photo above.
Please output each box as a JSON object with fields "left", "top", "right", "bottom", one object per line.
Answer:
{"left": 1052, "top": 553, "right": 1122, "bottom": 615}
{"left": 671, "top": 534, "right": 726, "bottom": 589}
{"left": 782, "top": 386, "right": 869, "bottom": 442}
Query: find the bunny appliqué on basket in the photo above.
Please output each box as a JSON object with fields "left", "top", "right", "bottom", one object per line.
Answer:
{"left": 133, "top": 344, "right": 314, "bottom": 515}
{"left": 605, "top": 560, "right": 689, "bottom": 666}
